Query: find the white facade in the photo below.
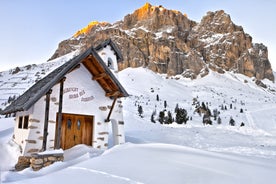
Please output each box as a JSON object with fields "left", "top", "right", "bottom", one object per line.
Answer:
{"left": 13, "top": 47, "right": 126, "bottom": 156}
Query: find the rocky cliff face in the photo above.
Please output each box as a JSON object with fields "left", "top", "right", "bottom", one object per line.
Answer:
{"left": 49, "top": 3, "right": 274, "bottom": 81}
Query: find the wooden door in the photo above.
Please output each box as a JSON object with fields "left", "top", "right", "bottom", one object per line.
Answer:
{"left": 59, "top": 113, "right": 93, "bottom": 150}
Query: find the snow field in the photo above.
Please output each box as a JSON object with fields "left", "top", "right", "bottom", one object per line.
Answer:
{"left": 1, "top": 66, "right": 276, "bottom": 183}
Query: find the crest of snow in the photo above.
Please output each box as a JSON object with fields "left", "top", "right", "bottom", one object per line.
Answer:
{"left": 259, "top": 49, "right": 263, "bottom": 56}
{"left": 200, "top": 33, "right": 225, "bottom": 46}
{"left": 37, "top": 149, "right": 64, "bottom": 155}
{"left": 136, "top": 26, "right": 149, "bottom": 33}
{"left": 155, "top": 31, "right": 163, "bottom": 39}
{"left": 122, "top": 26, "right": 150, "bottom": 38}
{"left": 168, "top": 36, "right": 175, "bottom": 39}
{"left": 122, "top": 29, "right": 135, "bottom": 37}
{"left": 154, "top": 26, "right": 174, "bottom": 39}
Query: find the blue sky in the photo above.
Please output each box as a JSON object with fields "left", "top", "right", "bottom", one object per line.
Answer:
{"left": 1, "top": 0, "right": 276, "bottom": 71}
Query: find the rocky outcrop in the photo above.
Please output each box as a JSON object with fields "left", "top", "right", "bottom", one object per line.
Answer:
{"left": 188, "top": 10, "right": 274, "bottom": 81}
{"left": 49, "top": 3, "right": 274, "bottom": 82}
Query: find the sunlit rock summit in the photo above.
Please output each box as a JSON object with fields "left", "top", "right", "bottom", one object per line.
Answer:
{"left": 49, "top": 3, "right": 274, "bottom": 81}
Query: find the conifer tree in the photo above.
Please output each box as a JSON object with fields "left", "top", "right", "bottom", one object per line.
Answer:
{"left": 151, "top": 112, "right": 156, "bottom": 123}
{"left": 174, "top": 103, "right": 179, "bottom": 113}
{"left": 217, "top": 116, "right": 222, "bottom": 125}
{"left": 203, "top": 114, "right": 212, "bottom": 125}
{"left": 175, "top": 108, "right": 188, "bottom": 124}
{"left": 213, "top": 109, "right": 218, "bottom": 120}
{"left": 229, "top": 117, "right": 235, "bottom": 126}
{"left": 164, "top": 100, "right": 167, "bottom": 109}
{"left": 138, "top": 105, "right": 143, "bottom": 117}
{"left": 167, "top": 111, "right": 173, "bottom": 124}
{"left": 202, "top": 102, "right": 207, "bottom": 111}
{"left": 159, "top": 111, "right": 165, "bottom": 124}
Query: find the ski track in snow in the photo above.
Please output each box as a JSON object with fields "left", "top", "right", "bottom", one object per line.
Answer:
{"left": 69, "top": 166, "right": 144, "bottom": 184}
{"left": 245, "top": 111, "right": 257, "bottom": 129}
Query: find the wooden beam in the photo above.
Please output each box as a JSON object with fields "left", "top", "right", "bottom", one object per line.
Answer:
{"left": 105, "top": 96, "right": 118, "bottom": 122}
{"left": 42, "top": 89, "right": 52, "bottom": 151}
{"left": 55, "top": 77, "right": 66, "bottom": 149}
{"left": 92, "top": 73, "right": 107, "bottom": 80}
{"left": 106, "top": 91, "right": 120, "bottom": 97}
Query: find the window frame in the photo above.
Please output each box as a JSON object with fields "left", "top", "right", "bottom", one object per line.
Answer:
{"left": 67, "top": 119, "right": 72, "bottom": 129}
{"left": 18, "top": 116, "right": 23, "bottom": 129}
{"left": 107, "top": 57, "right": 114, "bottom": 69}
{"left": 18, "top": 115, "right": 29, "bottom": 129}
{"left": 77, "top": 119, "right": 81, "bottom": 130}
{"left": 23, "top": 115, "right": 29, "bottom": 129}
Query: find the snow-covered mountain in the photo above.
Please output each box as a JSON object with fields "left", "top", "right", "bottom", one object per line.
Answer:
{"left": 1, "top": 61, "right": 276, "bottom": 183}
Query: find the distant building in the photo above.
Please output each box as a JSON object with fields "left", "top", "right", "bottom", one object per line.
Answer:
{"left": 1, "top": 39, "right": 129, "bottom": 156}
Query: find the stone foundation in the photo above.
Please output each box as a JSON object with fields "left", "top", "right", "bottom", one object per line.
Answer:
{"left": 15, "top": 156, "right": 31, "bottom": 171}
{"left": 30, "top": 153, "right": 64, "bottom": 171}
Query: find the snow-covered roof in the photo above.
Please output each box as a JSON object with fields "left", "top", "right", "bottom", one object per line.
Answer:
{"left": 1, "top": 40, "right": 129, "bottom": 115}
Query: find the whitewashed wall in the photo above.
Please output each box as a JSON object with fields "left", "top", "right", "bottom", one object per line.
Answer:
{"left": 97, "top": 45, "right": 119, "bottom": 74}
{"left": 98, "top": 45, "right": 125, "bottom": 145}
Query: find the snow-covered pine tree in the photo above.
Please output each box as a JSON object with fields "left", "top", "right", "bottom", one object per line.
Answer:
{"left": 175, "top": 108, "right": 188, "bottom": 124}
{"left": 138, "top": 105, "right": 143, "bottom": 117}
{"left": 229, "top": 117, "right": 235, "bottom": 126}
{"left": 217, "top": 116, "right": 222, "bottom": 125}
{"left": 167, "top": 111, "right": 173, "bottom": 124}
{"left": 159, "top": 111, "right": 165, "bottom": 124}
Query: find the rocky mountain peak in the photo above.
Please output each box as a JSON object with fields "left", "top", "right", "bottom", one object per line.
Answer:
{"left": 122, "top": 3, "right": 191, "bottom": 32}
{"left": 73, "top": 21, "right": 110, "bottom": 38}
{"left": 195, "top": 10, "right": 243, "bottom": 34}
{"left": 49, "top": 4, "right": 274, "bottom": 82}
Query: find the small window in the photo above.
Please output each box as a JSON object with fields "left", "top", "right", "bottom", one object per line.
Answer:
{"left": 67, "top": 119, "right": 72, "bottom": 129}
{"left": 77, "top": 119, "right": 81, "bottom": 130}
{"left": 18, "top": 116, "right": 23, "bottom": 129}
{"left": 107, "top": 57, "right": 114, "bottom": 69}
{"left": 23, "top": 116, "right": 29, "bottom": 129}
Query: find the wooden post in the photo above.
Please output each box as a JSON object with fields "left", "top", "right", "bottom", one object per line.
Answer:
{"left": 55, "top": 77, "right": 66, "bottom": 149}
{"left": 42, "top": 89, "right": 52, "bottom": 151}
{"left": 105, "top": 96, "right": 118, "bottom": 122}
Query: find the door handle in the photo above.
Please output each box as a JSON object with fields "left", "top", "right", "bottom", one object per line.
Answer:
{"left": 74, "top": 135, "right": 75, "bottom": 141}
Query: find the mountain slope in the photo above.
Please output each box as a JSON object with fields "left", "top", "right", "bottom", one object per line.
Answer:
{"left": 119, "top": 67, "right": 276, "bottom": 157}
{"left": 120, "top": 67, "right": 276, "bottom": 131}
{"left": 49, "top": 3, "right": 274, "bottom": 81}
{"left": 0, "top": 51, "right": 78, "bottom": 112}
{"left": 1, "top": 67, "right": 276, "bottom": 183}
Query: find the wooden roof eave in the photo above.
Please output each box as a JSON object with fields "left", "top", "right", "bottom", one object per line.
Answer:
{"left": 90, "top": 48, "right": 129, "bottom": 97}
{"left": 83, "top": 53, "right": 126, "bottom": 98}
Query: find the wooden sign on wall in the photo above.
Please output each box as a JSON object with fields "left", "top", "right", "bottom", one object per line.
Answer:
{"left": 64, "top": 87, "right": 94, "bottom": 102}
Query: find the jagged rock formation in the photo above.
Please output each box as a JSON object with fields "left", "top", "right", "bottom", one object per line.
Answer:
{"left": 49, "top": 3, "right": 274, "bottom": 81}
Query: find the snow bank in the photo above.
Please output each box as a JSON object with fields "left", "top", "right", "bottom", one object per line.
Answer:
{"left": 0, "top": 118, "right": 20, "bottom": 171}
{"left": 2, "top": 143, "right": 276, "bottom": 184}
